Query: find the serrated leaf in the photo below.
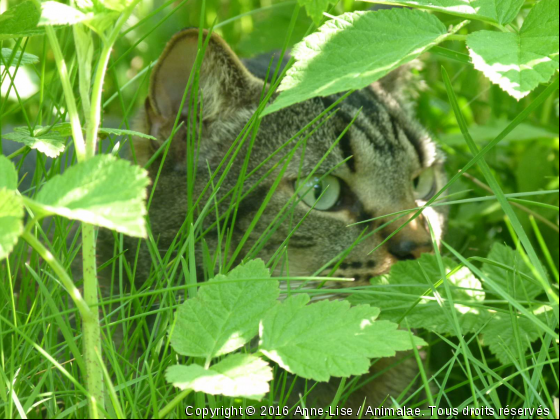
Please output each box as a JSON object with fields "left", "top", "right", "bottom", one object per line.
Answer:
{"left": 364, "top": 0, "right": 524, "bottom": 25}
{"left": 1, "top": 48, "right": 39, "bottom": 66}
{"left": 482, "top": 307, "right": 550, "bottom": 364}
{"left": 166, "top": 354, "right": 272, "bottom": 400}
{"left": 0, "top": 189, "right": 23, "bottom": 260}
{"left": 0, "top": 2, "right": 43, "bottom": 41}
{"left": 170, "top": 260, "right": 279, "bottom": 360}
{"left": 0, "top": 156, "right": 18, "bottom": 190}
{"left": 467, "top": 0, "right": 559, "bottom": 100}
{"left": 35, "top": 154, "right": 149, "bottom": 237}
{"left": 2, "top": 126, "right": 68, "bottom": 158}
{"left": 39, "top": 2, "right": 91, "bottom": 26}
{"left": 349, "top": 254, "right": 486, "bottom": 335}
{"left": 298, "top": 0, "right": 337, "bottom": 25}
{"left": 264, "top": 9, "right": 462, "bottom": 115}
{"left": 99, "top": 127, "right": 157, "bottom": 140}
{"left": 482, "top": 244, "right": 543, "bottom": 300}
{"left": 259, "top": 294, "right": 426, "bottom": 382}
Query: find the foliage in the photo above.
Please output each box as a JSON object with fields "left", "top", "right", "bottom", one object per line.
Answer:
{"left": 267, "top": 0, "right": 559, "bottom": 114}
{"left": 0, "top": 0, "right": 558, "bottom": 418}
{"left": 167, "top": 260, "right": 424, "bottom": 398}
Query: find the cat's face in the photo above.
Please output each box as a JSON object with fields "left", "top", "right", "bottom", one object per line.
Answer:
{"left": 134, "top": 29, "right": 447, "bottom": 288}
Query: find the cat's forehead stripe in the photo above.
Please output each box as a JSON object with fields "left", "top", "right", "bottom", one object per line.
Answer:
{"left": 324, "top": 88, "right": 428, "bottom": 168}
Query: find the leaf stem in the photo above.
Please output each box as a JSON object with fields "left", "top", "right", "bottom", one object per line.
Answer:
{"left": 81, "top": 222, "right": 104, "bottom": 417}
{"left": 447, "top": 34, "right": 467, "bottom": 42}
{"left": 44, "top": 26, "right": 86, "bottom": 162}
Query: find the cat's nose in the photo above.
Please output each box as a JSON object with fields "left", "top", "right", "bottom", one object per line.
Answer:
{"left": 388, "top": 239, "right": 432, "bottom": 261}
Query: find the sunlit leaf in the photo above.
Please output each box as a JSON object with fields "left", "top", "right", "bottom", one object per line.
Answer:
{"left": 35, "top": 154, "right": 149, "bottom": 237}
{"left": 0, "top": 1, "right": 43, "bottom": 41}
{"left": 349, "top": 254, "right": 486, "bottom": 335}
{"left": 364, "top": 0, "right": 524, "bottom": 25}
{"left": 170, "top": 260, "right": 279, "bottom": 360}
{"left": 82, "top": 11, "right": 121, "bottom": 34}
{"left": 2, "top": 126, "right": 67, "bottom": 158}
{"left": 39, "top": 2, "right": 91, "bottom": 26}
{"left": 264, "top": 8, "right": 463, "bottom": 115}
{"left": 166, "top": 354, "right": 272, "bottom": 400}
{"left": 259, "top": 294, "right": 426, "bottom": 382}
{"left": 467, "top": 0, "right": 559, "bottom": 100}
{"left": 0, "top": 156, "right": 18, "bottom": 190}
{"left": 99, "top": 0, "right": 135, "bottom": 12}
{"left": 0, "top": 189, "right": 23, "bottom": 261}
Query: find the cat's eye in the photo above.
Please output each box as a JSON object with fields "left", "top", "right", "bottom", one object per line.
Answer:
{"left": 413, "top": 167, "right": 436, "bottom": 201}
{"left": 296, "top": 175, "right": 341, "bottom": 211}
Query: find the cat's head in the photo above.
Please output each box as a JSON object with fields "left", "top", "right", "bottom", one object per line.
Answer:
{"left": 135, "top": 28, "right": 447, "bottom": 287}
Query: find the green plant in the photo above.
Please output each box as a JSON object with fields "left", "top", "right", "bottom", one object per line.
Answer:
{"left": 1, "top": 1, "right": 151, "bottom": 417}
{"left": 267, "top": 0, "right": 559, "bottom": 114}
{"left": 1, "top": 0, "right": 558, "bottom": 418}
{"left": 162, "top": 260, "right": 425, "bottom": 415}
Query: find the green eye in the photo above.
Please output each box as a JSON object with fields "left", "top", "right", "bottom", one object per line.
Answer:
{"left": 413, "top": 167, "right": 436, "bottom": 201}
{"left": 296, "top": 175, "right": 341, "bottom": 211}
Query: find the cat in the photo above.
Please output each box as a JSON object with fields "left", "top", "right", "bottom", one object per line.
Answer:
{"left": 98, "top": 27, "right": 447, "bottom": 412}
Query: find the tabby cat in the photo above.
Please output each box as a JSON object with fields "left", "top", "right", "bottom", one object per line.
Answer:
{"left": 100, "top": 28, "right": 447, "bottom": 411}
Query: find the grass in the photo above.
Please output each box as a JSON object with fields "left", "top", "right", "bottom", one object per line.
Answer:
{"left": 1, "top": 0, "right": 559, "bottom": 418}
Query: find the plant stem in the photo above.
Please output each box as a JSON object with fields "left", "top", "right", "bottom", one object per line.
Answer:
{"left": 447, "top": 34, "right": 467, "bottom": 42}
{"left": 85, "top": 42, "right": 112, "bottom": 159}
{"left": 6, "top": 146, "right": 29, "bottom": 160}
{"left": 81, "top": 223, "right": 104, "bottom": 417}
{"left": 21, "top": 230, "right": 95, "bottom": 324}
{"left": 85, "top": 0, "right": 143, "bottom": 159}
{"left": 44, "top": 26, "right": 86, "bottom": 162}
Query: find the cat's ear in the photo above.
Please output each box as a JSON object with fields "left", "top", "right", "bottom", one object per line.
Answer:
{"left": 148, "top": 28, "right": 262, "bottom": 124}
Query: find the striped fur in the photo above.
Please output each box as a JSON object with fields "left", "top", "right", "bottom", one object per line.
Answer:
{"left": 99, "top": 28, "right": 447, "bottom": 410}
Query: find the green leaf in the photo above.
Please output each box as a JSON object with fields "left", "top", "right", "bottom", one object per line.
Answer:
{"left": 1, "top": 48, "right": 39, "bottom": 66}
{"left": 440, "top": 120, "right": 558, "bottom": 146}
{"left": 298, "top": 0, "right": 337, "bottom": 26}
{"left": 98, "top": 0, "right": 135, "bottom": 12}
{"left": 2, "top": 126, "right": 67, "bottom": 158}
{"left": 35, "top": 154, "right": 149, "bottom": 237}
{"left": 482, "top": 244, "right": 543, "bottom": 301}
{"left": 259, "top": 294, "right": 426, "bottom": 382}
{"left": 82, "top": 11, "right": 121, "bottom": 35}
{"left": 482, "top": 307, "right": 550, "bottom": 363}
{"left": 263, "top": 8, "right": 463, "bottom": 115}
{"left": 170, "top": 260, "right": 279, "bottom": 360}
{"left": 0, "top": 156, "right": 18, "bottom": 190}
{"left": 467, "top": 0, "right": 559, "bottom": 100}
{"left": 349, "top": 254, "right": 486, "bottom": 335}
{"left": 0, "top": 189, "right": 24, "bottom": 260}
{"left": 166, "top": 354, "right": 273, "bottom": 400}
{"left": 0, "top": 1, "right": 43, "bottom": 41}
{"left": 364, "top": 0, "right": 524, "bottom": 25}
{"left": 38, "top": 2, "right": 90, "bottom": 26}
{"left": 99, "top": 127, "right": 157, "bottom": 140}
